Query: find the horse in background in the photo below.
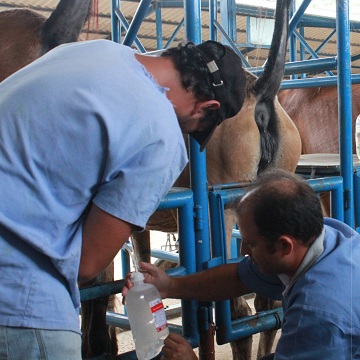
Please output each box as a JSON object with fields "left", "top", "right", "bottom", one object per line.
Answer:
{"left": 0, "top": 0, "right": 96, "bottom": 82}
{"left": 132, "top": 0, "right": 301, "bottom": 359}
{"left": 278, "top": 84, "right": 360, "bottom": 216}
{"left": 278, "top": 85, "right": 359, "bottom": 154}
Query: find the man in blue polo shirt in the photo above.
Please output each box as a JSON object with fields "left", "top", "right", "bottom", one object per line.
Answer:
{"left": 124, "top": 170, "right": 360, "bottom": 359}
{"left": 0, "top": 39, "right": 246, "bottom": 359}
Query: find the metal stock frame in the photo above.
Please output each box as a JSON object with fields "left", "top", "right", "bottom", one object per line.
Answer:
{"left": 80, "top": 0, "right": 360, "bottom": 358}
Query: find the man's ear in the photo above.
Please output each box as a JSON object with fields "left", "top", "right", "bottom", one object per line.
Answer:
{"left": 192, "top": 99, "right": 220, "bottom": 115}
{"left": 277, "top": 235, "right": 294, "bottom": 256}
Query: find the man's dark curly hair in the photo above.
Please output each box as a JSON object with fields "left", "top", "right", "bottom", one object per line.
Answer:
{"left": 161, "top": 41, "right": 223, "bottom": 123}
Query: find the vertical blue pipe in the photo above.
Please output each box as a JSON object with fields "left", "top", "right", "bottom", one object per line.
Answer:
{"left": 123, "top": 0, "right": 152, "bottom": 47}
{"left": 177, "top": 195, "right": 199, "bottom": 343}
{"left": 289, "top": 0, "right": 312, "bottom": 34}
{"left": 220, "top": 0, "right": 236, "bottom": 44}
{"left": 111, "top": 0, "right": 121, "bottom": 43}
{"left": 289, "top": 0, "right": 297, "bottom": 80}
{"left": 184, "top": 0, "right": 210, "bottom": 273}
{"left": 209, "top": 0, "right": 217, "bottom": 41}
{"left": 184, "top": 1, "right": 214, "bottom": 358}
{"left": 300, "top": 27, "right": 306, "bottom": 78}
{"left": 336, "top": 0, "right": 354, "bottom": 227}
{"left": 156, "top": 8, "right": 163, "bottom": 50}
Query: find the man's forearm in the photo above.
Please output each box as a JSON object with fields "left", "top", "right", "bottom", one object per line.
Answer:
{"left": 167, "top": 263, "right": 251, "bottom": 301}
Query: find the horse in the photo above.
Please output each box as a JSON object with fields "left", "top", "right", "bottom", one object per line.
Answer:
{"left": 278, "top": 84, "right": 360, "bottom": 216}
{"left": 131, "top": 1, "right": 301, "bottom": 359}
{"left": 278, "top": 85, "right": 359, "bottom": 154}
{"left": 0, "top": 0, "right": 96, "bottom": 82}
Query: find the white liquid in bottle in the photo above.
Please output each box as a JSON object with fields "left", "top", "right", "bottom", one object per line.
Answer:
{"left": 126, "top": 272, "right": 169, "bottom": 360}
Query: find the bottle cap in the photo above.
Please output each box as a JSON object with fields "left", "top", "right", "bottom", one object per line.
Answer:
{"left": 130, "top": 271, "right": 145, "bottom": 283}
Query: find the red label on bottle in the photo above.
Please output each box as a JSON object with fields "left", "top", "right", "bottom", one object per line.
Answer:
{"left": 149, "top": 298, "right": 168, "bottom": 332}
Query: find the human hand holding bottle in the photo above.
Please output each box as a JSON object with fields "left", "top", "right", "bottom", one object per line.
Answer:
{"left": 122, "top": 261, "right": 173, "bottom": 304}
{"left": 160, "top": 333, "right": 198, "bottom": 360}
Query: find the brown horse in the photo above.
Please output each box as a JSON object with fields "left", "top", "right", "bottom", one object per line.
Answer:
{"left": 278, "top": 84, "right": 360, "bottom": 216}
{"left": 0, "top": 0, "right": 95, "bottom": 82}
{"left": 132, "top": 1, "right": 301, "bottom": 359}
{"left": 278, "top": 84, "right": 359, "bottom": 154}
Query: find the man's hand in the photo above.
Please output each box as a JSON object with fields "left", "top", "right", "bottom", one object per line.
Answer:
{"left": 122, "top": 261, "right": 173, "bottom": 304}
{"left": 160, "top": 333, "right": 198, "bottom": 360}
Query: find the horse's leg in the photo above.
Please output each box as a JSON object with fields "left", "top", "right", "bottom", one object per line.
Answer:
{"left": 229, "top": 296, "right": 253, "bottom": 360}
{"left": 320, "top": 192, "right": 331, "bottom": 217}
{"left": 254, "top": 295, "right": 282, "bottom": 359}
{"left": 131, "top": 230, "right": 152, "bottom": 264}
{"left": 221, "top": 210, "right": 253, "bottom": 360}
{"left": 81, "top": 262, "right": 118, "bottom": 358}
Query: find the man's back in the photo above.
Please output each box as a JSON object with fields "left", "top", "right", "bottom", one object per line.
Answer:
{"left": 0, "top": 39, "right": 188, "bottom": 332}
{"left": 277, "top": 217, "right": 360, "bottom": 359}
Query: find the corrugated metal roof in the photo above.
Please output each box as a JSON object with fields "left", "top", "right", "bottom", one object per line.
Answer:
{"left": 1, "top": 0, "right": 360, "bottom": 75}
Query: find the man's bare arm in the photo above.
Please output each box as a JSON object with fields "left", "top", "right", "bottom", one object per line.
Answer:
{"left": 79, "top": 203, "right": 135, "bottom": 282}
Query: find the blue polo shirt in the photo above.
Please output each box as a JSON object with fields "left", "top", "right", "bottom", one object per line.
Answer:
{"left": 238, "top": 217, "right": 360, "bottom": 359}
{"left": 0, "top": 40, "right": 188, "bottom": 333}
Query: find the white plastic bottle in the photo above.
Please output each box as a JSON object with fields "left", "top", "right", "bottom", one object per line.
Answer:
{"left": 356, "top": 114, "right": 360, "bottom": 161}
{"left": 126, "top": 272, "right": 169, "bottom": 360}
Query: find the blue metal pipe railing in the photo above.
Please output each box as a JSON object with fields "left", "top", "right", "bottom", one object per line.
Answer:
{"left": 122, "top": 0, "right": 153, "bottom": 46}
{"left": 337, "top": 0, "right": 354, "bottom": 227}
{"left": 281, "top": 74, "right": 360, "bottom": 89}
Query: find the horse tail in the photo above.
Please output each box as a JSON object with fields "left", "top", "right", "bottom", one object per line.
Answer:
{"left": 252, "top": 0, "right": 291, "bottom": 173}
{"left": 40, "top": 0, "right": 94, "bottom": 53}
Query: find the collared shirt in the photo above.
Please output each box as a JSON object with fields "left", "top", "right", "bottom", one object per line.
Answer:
{"left": 0, "top": 40, "right": 188, "bottom": 333}
{"left": 237, "top": 218, "right": 360, "bottom": 359}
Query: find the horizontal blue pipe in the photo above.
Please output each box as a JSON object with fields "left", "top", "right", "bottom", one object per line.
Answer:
{"left": 281, "top": 74, "right": 360, "bottom": 89}
{"left": 157, "top": 188, "right": 193, "bottom": 210}
{"left": 216, "top": 306, "right": 283, "bottom": 344}
{"left": 249, "top": 57, "right": 337, "bottom": 76}
{"left": 80, "top": 280, "right": 125, "bottom": 302}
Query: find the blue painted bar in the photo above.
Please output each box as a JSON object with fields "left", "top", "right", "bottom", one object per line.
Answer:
{"left": 111, "top": 0, "right": 121, "bottom": 43}
{"left": 281, "top": 74, "right": 360, "bottom": 89}
{"left": 250, "top": 57, "right": 338, "bottom": 77}
{"left": 336, "top": 0, "right": 354, "bottom": 227}
{"left": 164, "top": 18, "right": 184, "bottom": 49}
{"left": 216, "top": 306, "right": 283, "bottom": 344}
{"left": 155, "top": 8, "right": 163, "bottom": 49}
{"left": 288, "top": 0, "right": 311, "bottom": 34}
{"left": 80, "top": 280, "right": 125, "bottom": 302}
{"left": 123, "top": 0, "right": 153, "bottom": 46}
{"left": 113, "top": 8, "right": 146, "bottom": 52}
